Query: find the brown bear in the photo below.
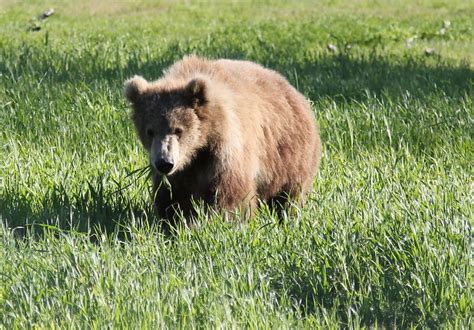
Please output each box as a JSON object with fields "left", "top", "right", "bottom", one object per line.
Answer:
{"left": 124, "top": 55, "right": 321, "bottom": 226}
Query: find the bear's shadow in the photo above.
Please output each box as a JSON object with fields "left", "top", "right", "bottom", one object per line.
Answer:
{"left": 0, "top": 178, "right": 155, "bottom": 239}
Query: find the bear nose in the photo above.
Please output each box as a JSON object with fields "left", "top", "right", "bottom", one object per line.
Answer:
{"left": 155, "top": 160, "right": 174, "bottom": 174}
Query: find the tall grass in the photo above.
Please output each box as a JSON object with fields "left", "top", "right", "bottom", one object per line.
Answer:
{"left": 0, "top": 0, "right": 472, "bottom": 327}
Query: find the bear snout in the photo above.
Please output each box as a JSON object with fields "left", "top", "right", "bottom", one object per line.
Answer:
{"left": 154, "top": 159, "right": 174, "bottom": 175}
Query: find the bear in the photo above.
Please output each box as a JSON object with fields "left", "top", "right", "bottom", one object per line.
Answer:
{"left": 124, "top": 55, "right": 321, "bottom": 227}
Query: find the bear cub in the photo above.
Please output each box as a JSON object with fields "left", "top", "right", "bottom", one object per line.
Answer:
{"left": 124, "top": 56, "right": 321, "bottom": 226}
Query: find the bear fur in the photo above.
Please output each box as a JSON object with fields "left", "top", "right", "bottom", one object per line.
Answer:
{"left": 124, "top": 55, "right": 321, "bottom": 225}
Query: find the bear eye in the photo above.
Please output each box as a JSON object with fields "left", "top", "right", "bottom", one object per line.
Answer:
{"left": 146, "top": 128, "right": 154, "bottom": 138}
{"left": 173, "top": 127, "right": 183, "bottom": 137}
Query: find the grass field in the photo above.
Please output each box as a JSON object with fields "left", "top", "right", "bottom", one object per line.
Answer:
{"left": 0, "top": 0, "right": 472, "bottom": 327}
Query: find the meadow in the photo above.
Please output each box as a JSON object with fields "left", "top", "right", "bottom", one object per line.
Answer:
{"left": 0, "top": 0, "right": 472, "bottom": 327}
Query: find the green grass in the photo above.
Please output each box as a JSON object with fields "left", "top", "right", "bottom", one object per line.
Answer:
{"left": 0, "top": 0, "right": 472, "bottom": 327}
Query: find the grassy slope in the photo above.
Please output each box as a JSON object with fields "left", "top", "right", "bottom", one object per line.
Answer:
{"left": 0, "top": 0, "right": 472, "bottom": 327}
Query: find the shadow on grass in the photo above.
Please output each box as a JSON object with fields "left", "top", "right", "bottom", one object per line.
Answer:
{"left": 0, "top": 177, "right": 155, "bottom": 239}
{"left": 2, "top": 42, "right": 472, "bottom": 101}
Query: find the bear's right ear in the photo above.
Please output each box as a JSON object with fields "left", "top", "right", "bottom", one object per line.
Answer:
{"left": 124, "top": 75, "right": 148, "bottom": 104}
{"left": 185, "top": 77, "right": 208, "bottom": 108}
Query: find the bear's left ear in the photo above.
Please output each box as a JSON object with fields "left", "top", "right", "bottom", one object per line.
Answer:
{"left": 124, "top": 75, "right": 148, "bottom": 104}
{"left": 185, "top": 77, "right": 208, "bottom": 108}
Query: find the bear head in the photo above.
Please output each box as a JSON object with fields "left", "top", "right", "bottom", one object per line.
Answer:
{"left": 124, "top": 75, "right": 211, "bottom": 176}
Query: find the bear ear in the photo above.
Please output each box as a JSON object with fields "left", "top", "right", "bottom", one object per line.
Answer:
{"left": 124, "top": 75, "right": 148, "bottom": 104}
{"left": 185, "top": 77, "right": 208, "bottom": 108}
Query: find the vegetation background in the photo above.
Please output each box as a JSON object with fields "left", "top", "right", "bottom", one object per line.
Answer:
{"left": 1, "top": 0, "right": 472, "bottom": 327}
